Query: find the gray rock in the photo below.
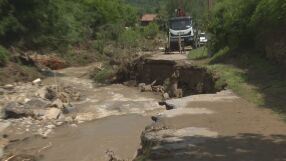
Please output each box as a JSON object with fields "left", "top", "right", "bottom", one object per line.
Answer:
{"left": 4, "top": 102, "right": 34, "bottom": 119}
{"left": 24, "top": 98, "right": 51, "bottom": 109}
{"left": 64, "top": 103, "right": 76, "bottom": 113}
{"left": 44, "top": 108, "right": 62, "bottom": 120}
{"left": 165, "top": 103, "right": 176, "bottom": 110}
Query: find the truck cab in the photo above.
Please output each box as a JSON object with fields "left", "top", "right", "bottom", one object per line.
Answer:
{"left": 168, "top": 16, "right": 194, "bottom": 50}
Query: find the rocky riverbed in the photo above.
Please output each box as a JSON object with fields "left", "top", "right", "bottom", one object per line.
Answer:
{"left": 0, "top": 63, "right": 163, "bottom": 161}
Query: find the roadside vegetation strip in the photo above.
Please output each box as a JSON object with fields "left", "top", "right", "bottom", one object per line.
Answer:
{"left": 188, "top": 47, "right": 286, "bottom": 117}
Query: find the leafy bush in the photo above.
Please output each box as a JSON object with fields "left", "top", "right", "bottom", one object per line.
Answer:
{"left": 143, "top": 23, "right": 159, "bottom": 39}
{"left": 118, "top": 29, "right": 141, "bottom": 48}
{"left": 0, "top": 45, "right": 9, "bottom": 66}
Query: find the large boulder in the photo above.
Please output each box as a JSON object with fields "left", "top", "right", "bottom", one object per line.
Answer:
{"left": 24, "top": 98, "right": 51, "bottom": 109}
{"left": 4, "top": 102, "right": 34, "bottom": 119}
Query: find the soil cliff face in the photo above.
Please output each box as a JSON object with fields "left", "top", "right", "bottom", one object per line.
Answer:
{"left": 117, "top": 57, "right": 224, "bottom": 96}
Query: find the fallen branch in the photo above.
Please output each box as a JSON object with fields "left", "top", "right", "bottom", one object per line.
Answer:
{"left": 3, "top": 155, "right": 16, "bottom": 161}
{"left": 38, "top": 142, "right": 53, "bottom": 153}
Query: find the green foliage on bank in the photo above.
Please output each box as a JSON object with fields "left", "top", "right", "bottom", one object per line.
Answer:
{"left": 0, "top": 45, "right": 9, "bottom": 66}
{"left": 208, "top": 0, "right": 286, "bottom": 63}
{"left": 0, "top": 0, "right": 138, "bottom": 51}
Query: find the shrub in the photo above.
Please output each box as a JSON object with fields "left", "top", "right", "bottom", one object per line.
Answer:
{"left": 0, "top": 45, "right": 9, "bottom": 66}
{"left": 118, "top": 29, "right": 141, "bottom": 48}
{"left": 143, "top": 23, "right": 159, "bottom": 39}
{"left": 94, "top": 66, "right": 115, "bottom": 83}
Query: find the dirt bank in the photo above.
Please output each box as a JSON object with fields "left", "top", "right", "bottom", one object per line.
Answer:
{"left": 117, "top": 54, "right": 225, "bottom": 97}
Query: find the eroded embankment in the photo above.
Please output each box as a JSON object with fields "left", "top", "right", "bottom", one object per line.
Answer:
{"left": 117, "top": 56, "right": 225, "bottom": 97}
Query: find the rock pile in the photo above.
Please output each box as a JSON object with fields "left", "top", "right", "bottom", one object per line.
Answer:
{"left": 0, "top": 80, "right": 83, "bottom": 138}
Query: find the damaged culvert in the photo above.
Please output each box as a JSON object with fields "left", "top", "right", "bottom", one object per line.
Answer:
{"left": 116, "top": 57, "right": 226, "bottom": 97}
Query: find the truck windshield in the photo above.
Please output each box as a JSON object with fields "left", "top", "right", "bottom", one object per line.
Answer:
{"left": 170, "top": 19, "right": 192, "bottom": 30}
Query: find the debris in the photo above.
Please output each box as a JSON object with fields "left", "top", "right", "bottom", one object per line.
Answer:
{"left": 38, "top": 142, "right": 53, "bottom": 153}
{"left": 32, "top": 78, "right": 42, "bottom": 85}
{"left": 3, "top": 154, "right": 36, "bottom": 161}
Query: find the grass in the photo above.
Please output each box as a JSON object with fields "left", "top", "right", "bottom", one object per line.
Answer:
{"left": 188, "top": 47, "right": 209, "bottom": 60}
{"left": 188, "top": 47, "right": 286, "bottom": 116}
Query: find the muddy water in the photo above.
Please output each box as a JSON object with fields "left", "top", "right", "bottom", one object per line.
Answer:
{"left": 8, "top": 115, "right": 151, "bottom": 161}
{"left": 6, "top": 64, "right": 162, "bottom": 161}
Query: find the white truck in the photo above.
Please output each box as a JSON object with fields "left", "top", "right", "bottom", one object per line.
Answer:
{"left": 167, "top": 16, "right": 195, "bottom": 52}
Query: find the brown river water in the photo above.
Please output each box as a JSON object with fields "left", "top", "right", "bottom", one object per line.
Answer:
{"left": 5, "top": 64, "right": 162, "bottom": 161}
{"left": 8, "top": 114, "right": 151, "bottom": 161}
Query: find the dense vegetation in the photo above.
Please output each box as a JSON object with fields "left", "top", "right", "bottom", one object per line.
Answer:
{"left": 125, "top": 0, "right": 164, "bottom": 13}
{"left": 0, "top": 0, "right": 137, "bottom": 50}
{"left": 187, "top": 0, "right": 286, "bottom": 114}
{"left": 0, "top": 0, "right": 164, "bottom": 68}
{"left": 208, "top": 0, "right": 286, "bottom": 64}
